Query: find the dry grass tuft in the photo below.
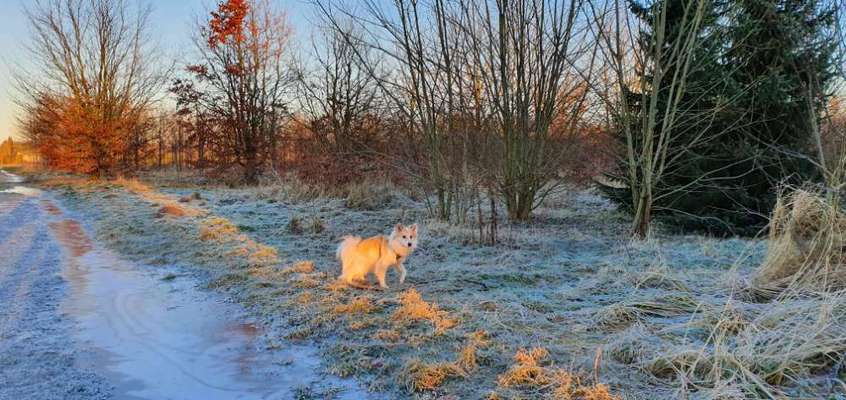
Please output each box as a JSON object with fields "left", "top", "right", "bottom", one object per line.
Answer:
{"left": 199, "top": 217, "right": 240, "bottom": 240}
{"left": 497, "top": 348, "right": 621, "bottom": 399}
{"left": 393, "top": 289, "right": 457, "bottom": 334}
{"left": 641, "top": 292, "right": 846, "bottom": 398}
{"left": 397, "top": 331, "right": 493, "bottom": 391}
{"left": 348, "top": 316, "right": 379, "bottom": 330}
{"left": 334, "top": 296, "right": 377, "bottom": 315}
{"left": 594, "top": 295, "right": 701, "bottom": 330}
{"left": 375, "top": 329, "right": 401, "bottom": 342}
{"left": 248, "top": 244, "right": 278, "bottom": 265}
{"left": 567, "top": 383, "right": 621, "bottom": 400}
{"left": 345, "top": 179, "right": 396, "bottom": 210}
{"left": 456, "top": 330, "right": 490, "bottom": 373}
{"left": 553, "top": 370, "right": 622, "bottom": 400}
{"left": 284, "top": 260, "right": 316, "bottom": 275}
{"left": 753, "top": 188, "right": 846, "bottom": 295}
{"left": 115, "top": 177, "right": 205, "bottom": 217}
{"left": 156, "top": 204, "right": 187, "bottom": 218}
{"left": 633, "top": 265, "right": 690, "bottom": 292}
{"left": 197, "top": 216, "right": 279, "bottom": 267}
{"left": 497, "top": 347, "right": 552, "bottom": 387}
{"left": 402, "top": 360, "right": 464, "bottom": 392}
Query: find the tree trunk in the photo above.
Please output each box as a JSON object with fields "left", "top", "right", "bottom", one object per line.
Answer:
{"left": 632, "top": 193, "right": 652, "bottom": 239}
{"left": 243, "top": 154, "right": 260, "bottom": 185}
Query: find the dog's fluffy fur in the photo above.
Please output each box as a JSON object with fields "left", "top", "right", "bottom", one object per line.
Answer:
{"left": 337, "top": 223, "right": 418, "bottom": 289}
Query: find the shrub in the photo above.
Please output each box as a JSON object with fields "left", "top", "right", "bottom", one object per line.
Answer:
{"left": 345, "top": 179, "right": 395, "bottom": 210}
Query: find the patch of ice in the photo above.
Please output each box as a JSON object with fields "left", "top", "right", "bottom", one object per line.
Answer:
{"left": 1, "top": 186, "right": 42, "bottom": 196}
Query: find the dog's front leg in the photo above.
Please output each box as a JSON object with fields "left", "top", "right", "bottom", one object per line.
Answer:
{"left": 397, "top": 263, "right": 407, "bottom": 285}
{"left": 374, "top": 263, "right": 389, "bottom": 289}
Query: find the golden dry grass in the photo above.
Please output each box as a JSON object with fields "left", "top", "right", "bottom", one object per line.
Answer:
{"left": 402, "top": 360, "right": 464, "bottom": 392}
{"left": 198, "top": 216, "right": 280, "bottom": 267}
{"left": 398, "top": 330, "right": 494, "bottom": 392}
{"left": 333, "top": 296, "right": 377, "bottom": 315}
{"left": 497, "top": 347, "right": 552, "bottom": 387}
{"left": 199, "top": 217, "right": 240, "bottom": 240}
{"left": 284, "top": 260, "right": 316, "bottom": 275}
{"left": 393, "top": 288, "right": 457, "bottom": 334}
{"left": 497, "top": 347, "right": 621, "bottom": 399}
{"left": 456, "top": 330, "right": 490, "bottom": 373}
{"left": 348, "top": 316, "right": 380, "bottom": 330}
{"left": 754, "top": 188, "right": 846, "bottom": 295}
{"left": 552, "top": 370, "right": 621, "bottom": 400}
{"left": 156, "top": 204, "right": 187, "bottom": 218}
{"left": 247, "top": 243, "right": 279, "bottom": 265}
{"left": 115, "top": 177, "right": 205, "bottom": 217}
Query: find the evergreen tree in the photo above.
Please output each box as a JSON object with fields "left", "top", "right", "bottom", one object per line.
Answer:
{"left": 602, "top": 0, "right": 835, "bottom": 236}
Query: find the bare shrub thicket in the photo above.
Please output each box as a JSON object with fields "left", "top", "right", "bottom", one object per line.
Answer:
{"left": 290, "top": 22, "right": 389, "bottom": 186}
{"left": 317, "top": 0, "right": 596, "bottom": 223}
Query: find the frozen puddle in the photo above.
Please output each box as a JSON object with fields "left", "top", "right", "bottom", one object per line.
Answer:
{"left": 40, "top": 202, "right": 370, "bottom": 399}
{"left": 1, "top": 185, "right": 42, "bottom": 196}
{"left": 0, "top": 169, "right": 24, "bottom": 183}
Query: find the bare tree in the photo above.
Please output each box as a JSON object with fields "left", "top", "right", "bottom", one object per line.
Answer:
{"left": 463, "top": 0, "right": 593, "bottom": 220}
{"left": 589, "top": 0, "right": 711, "bottom": 237}
{"left": 295, "top": 22, "right": 383, "bottom": 154}
{"left": 188, "top": 0, "right": 293, "bottom": 184}
{"left": 316, "top": 0, "right": 484, "bottom": 222}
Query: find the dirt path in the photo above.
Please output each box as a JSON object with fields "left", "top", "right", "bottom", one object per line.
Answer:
{"left": 0, "top": 179, "right": 112, "bottom": 400}
{"left": 0, "top": 172, "right": 371, "bottom": 400}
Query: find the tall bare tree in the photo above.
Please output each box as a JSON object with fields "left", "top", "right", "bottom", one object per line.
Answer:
{"left": 463, "top": 0, "right": 593, "bottom": 220}
{"left": 188, "top": 0, "right": 293, "bottom": 184}
{"left": 316, "top": 0, "right": 484, "bottom": 221}
{"left": 590, "top": 0, "right": 711, "bottom": 237}
{"left": 295, "top": 23, "right": 383, "bottom": 154}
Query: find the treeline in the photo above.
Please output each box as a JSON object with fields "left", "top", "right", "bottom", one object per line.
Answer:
{"left": 15, "top": 0, "right": 844, "bottom": 238}
{"left": 0, "top": 138, "right": 36, "bottom": 165}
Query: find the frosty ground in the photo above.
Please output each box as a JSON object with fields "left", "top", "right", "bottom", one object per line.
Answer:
{"left": 29, "top": 171, "right": 846, "bottom": 399}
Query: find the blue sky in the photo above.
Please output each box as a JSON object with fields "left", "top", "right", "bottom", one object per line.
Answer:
{"left": 0, "top": 0, "right": 317, "bottom": 142}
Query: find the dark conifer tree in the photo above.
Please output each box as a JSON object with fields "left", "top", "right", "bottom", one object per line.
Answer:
{"left": 602, "top": 0, "right": 836, "bottom": 236}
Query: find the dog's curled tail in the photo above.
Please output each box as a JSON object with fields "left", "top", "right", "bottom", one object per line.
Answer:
{"left": 336, "top": 235, "right": 362, "bottom": 261}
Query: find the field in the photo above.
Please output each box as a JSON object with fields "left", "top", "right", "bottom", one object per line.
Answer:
{"left": 33, "top": 171, "right": 846, "bottom": 400}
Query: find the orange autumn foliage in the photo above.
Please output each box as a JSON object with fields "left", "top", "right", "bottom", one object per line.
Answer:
{"left": 208, "top": 0, "right": 250, "bottom": 48}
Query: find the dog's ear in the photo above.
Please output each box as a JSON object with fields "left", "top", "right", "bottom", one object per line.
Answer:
{"left": 395, "top": 223, "right": 404, "bottom": 232}
{"left": 410, "top": 224, "right": 418, "bottom": 234}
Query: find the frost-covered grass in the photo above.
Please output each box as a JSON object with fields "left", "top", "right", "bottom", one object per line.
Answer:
{"left": 42, "top": 174, "right": 846, "bottom": 399}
